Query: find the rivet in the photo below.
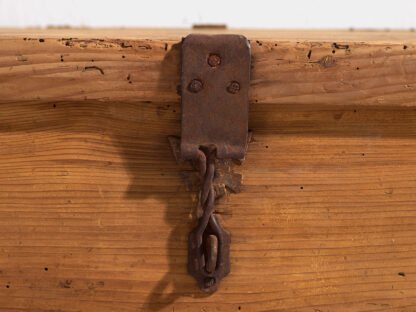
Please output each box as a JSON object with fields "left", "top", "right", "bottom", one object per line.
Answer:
{"left": 227, "top": 81, "right": 240, "bottom": 94}
{"left": 188, "top": 79, "right": 203, "bottom": 93}
{"left": 208, "top": 54, "right": 221, "bottom": 67}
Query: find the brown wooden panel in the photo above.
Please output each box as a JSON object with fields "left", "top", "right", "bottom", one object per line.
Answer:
{"left": 0, "top": 98, "right": 416, "bottom": 311}
{"left": 0, "top": 29, "right": 415, "bottom": 107}
{"left": 1, "top": 28, "right": 416, "bottom": 42}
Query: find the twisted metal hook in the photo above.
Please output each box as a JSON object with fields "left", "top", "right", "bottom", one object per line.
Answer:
{"left": 188, "top": 147, "right": 230, "bottom": 293}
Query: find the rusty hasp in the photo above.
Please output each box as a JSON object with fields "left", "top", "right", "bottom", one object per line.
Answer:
{"left": 181, "top": 34, "right": 251, "bottom": 160}
{"left": 177, "top": 34, "right": 251, "bottom": 293}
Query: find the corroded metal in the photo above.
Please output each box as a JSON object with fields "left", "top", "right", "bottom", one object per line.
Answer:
{"left": 187, "top": 147, "right": 231, "bottom": 293}
{"left": 177, "top": 34, "right": 251, "bottom": 293}
{"left": 181, "top": 34, "right": 251, "bottom": 160}
{"left": 168, "top": 135, "right": 246, "bottom": 194}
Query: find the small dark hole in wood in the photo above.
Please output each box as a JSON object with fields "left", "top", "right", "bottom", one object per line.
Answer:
{"left": 300, "top": 186, "right": 303, "bottom": 190}
{"left": 44, "top": 267, "right": 48, "bottom": 271}
{"left": 6, "top": 285, "right": 9, "bottom": 288}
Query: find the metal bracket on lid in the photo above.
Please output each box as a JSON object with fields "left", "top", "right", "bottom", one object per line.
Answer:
{"left": 181, "top": 34, "right": 251, "bottom": 161}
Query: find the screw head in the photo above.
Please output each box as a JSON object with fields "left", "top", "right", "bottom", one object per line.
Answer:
{"left": 208, "top": 54, "right": 221, "bottom": 67}
{"left": 188, "top": 79, "right": 203, "bottom": 93}
{"left": 227, "top": 81, "right": 240, "bottom": 94}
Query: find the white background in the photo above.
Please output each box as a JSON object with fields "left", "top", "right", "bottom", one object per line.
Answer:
{"left": 0, "top": 0, "right": 415, "bottom": 29}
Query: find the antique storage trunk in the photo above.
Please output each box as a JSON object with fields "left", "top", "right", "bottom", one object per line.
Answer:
{"left": 0, "top": 28, "right": 416, "bottom": 311}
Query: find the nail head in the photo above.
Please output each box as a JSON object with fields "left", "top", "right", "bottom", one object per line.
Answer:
{"left": 208, "top": 54, "right": 221, "bottom": 67}
{"left": 188, "top": 79, "right": 203, "bottom": 93}
{"left": 227, "top": 81, "right": 240, "bottom": 94}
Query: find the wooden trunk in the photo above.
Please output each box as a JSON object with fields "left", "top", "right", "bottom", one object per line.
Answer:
{"left": 0, "top": 28, "right": 416, "bottom": 311}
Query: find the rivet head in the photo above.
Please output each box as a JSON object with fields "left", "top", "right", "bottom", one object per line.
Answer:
{"left": 208, "top": 54, "right": 221, "bottom": 67}
{"left": 188, "top": 79, "right": 203, "bottom": 93}
{"left": 227, "top": 81, "right": 240, "bottom": 94}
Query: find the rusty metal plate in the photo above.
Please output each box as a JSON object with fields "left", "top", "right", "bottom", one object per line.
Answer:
{"left": 180, "top": 34, "right": 251, "bottom": 160}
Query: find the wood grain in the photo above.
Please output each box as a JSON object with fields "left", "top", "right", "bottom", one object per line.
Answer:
{"left": 1, "top": 28, "right": 416, "bottom": 42}
{"left": 1, "top": 99, "right": 416, "bottom": 311}
{"left": 0, "top": 29, "right": 415, "bottom": 106}
{"left": 1, "top": 29, "right": 416, "bottom": 311}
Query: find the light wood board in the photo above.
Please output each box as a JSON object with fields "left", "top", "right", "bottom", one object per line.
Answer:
{"left": 0, "top": 29, "right": 415, "bottom": 106}
{"left": 0, "top": 29, "right": 416, "bottom": 311}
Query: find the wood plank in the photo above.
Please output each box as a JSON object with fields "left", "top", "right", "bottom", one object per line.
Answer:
{"left": 1, "top": 28, "right": 416, "bottom": 42}
{"left": 0, "top": 29, "right": 415, "bottom": 106}
{"left": 1, "top": 28, "right": 416, "bottom": 311}
{"left": 1, "top": 99, "right": 416, "bottom": 311}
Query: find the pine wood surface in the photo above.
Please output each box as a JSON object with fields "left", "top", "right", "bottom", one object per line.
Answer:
{"left": 0, "top": 29, "right": 416, "bottom": 311}
{"left": 1, "top": 28, "right": 416, "bottom": 42}
{"left": 0, "top": 29, "right": 415, "bottom": 106}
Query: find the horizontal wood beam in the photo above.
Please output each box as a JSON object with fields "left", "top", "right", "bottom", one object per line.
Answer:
{"left": 0, "top": 29, "right": 415, "bottom": 106}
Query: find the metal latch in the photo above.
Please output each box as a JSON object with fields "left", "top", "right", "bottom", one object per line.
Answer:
{"left": 171, "top": 34, "right": 251, "bottom": 293}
